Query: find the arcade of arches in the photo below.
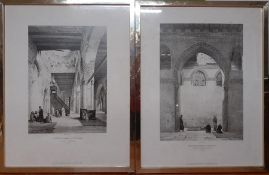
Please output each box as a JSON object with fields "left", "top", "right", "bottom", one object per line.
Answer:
{"left": 28, "top": 26, "right": 107, "bottom": 130}
{"left": 160, "top": 24, "right": 243, "bottom": 136}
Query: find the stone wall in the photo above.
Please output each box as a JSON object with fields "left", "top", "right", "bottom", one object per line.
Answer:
{"left": 160, "top": 69, "right": 176, "bottom": 132}
{"left": 28, "top": 43, "right": 80, "bottom": 117}
{"left": 227, "top": 70, "right": 243, "bottom": 133}
{"left": 160, "top": 82, "right": 176, "bottom": 132}
{"left": 180, "top": 81, "right": 224, "bottom": 128}
{"left": 28, "top": 40, "right": 51, "bottom": 116}
{"left": 180, "top": 66, "right": 224, "bottom": 128}
{"left": 40, "top": 50, "right": 78, "bottom": 73}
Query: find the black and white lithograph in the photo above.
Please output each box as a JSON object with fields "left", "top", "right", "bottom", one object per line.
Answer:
{"left": 28, "top": 26, "right": 107, "bottom": 134}
{"left": 160, "top": 24, "right": 243, "bottom": 141}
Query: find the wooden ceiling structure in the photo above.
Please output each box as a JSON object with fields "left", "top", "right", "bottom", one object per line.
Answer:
{"left": 28, "top": 26, "right": 89, "bottom": 51}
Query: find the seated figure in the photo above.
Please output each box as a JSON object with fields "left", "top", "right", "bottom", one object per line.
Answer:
{"left": 216, "top": 124, "right": 223, "bottom": 134}
{"left": 29, "top": 111, "right": 35, "bottom": 122}
{"left": 34, "top": 111, "right": 41, "bottom": 122}
{"left": 45, "top": 113, "right": 52, "bottom": 123}
{"left": 205, "top": 124, "right": 211, "bottom": 133}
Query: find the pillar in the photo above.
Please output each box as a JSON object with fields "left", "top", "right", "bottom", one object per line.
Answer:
{"left": 174, "top": 70, "right": 180, "bottom": 132}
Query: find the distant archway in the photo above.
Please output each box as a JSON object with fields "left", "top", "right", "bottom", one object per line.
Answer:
{"left": 190, "top": 69, "right": 207, "bottom": 86}
{"left": 215, "top": 71, "right": 224, "bottom": 87}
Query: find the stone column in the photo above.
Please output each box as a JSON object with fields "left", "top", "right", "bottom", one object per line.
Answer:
{"left": 90, "top": 80, "right": 95, "bottom": 110}
{"left": 81, "top": 81, "right": 87, "bottom": 109}
{"left": 222, "top": 84, "right": 229, "bottom": 131}
{"left": 86, "top": 79, "right": 95, "bottom": 110}
{"left": 222, "top": 69, "right": 230, "bottom": 132}
{"left": 174, "top": 70, "right": 180, "bottom": 132}
{"left": 76, "top": 86, "right": 80, "bottom": 113}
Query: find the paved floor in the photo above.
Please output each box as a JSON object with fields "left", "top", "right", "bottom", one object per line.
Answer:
{"left": 29, "top": 111, "right": 107, "bottom": 134}
{"left": 161, "top": 130, "right": 243, "bottom": 141}
{"left": 53, "top": 111, "right": 106, "bottom": 133}
{"left": 161, "top": 130, "right": 217, "bottom": 141}
{"left": 52, "top": 113, "right": 81, "bottom": 127}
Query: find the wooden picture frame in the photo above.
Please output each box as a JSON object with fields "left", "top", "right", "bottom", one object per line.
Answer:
{"left": 136, "top": 0, "right": 269, "bottom": 174}
{"left": 0, "top": 0, "right": 135, "bottom": 173}
{"left": 0, "top": 0, "right": 269, "bottom": 174}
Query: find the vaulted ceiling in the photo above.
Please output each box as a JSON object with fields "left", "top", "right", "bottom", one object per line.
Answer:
{"left": 94, "top": 34, "right": 107, "bottom": 82}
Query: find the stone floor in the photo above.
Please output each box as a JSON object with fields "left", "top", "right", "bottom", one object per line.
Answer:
{"left": 29, "top": 111, "right": 106, "bottom": 134}
{"left": 161, "top": 129, "right": 243, "bottom": 141}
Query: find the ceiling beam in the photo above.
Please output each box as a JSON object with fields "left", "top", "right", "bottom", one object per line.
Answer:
{"left": 30, "top": 35, "right": 82, "bottom": 40}
{"left": 57, "top": 84, "right": 74, "bottom": 86}
{"left": 32, "top": 39, "right": 81, "bottom": 43}
{"left": 54, "top": 83, "right": 74, "bottom": 86}
{"left": 52, "top": 74, "right": 75, "bottom": 77}
{"left": 37, "top": 46, "right": 80, "bottom": 51}
{"left": 54, "top": 80, "right": 74, "bottom": 83}
{"left": 36, "top": 42, "right": 80, "bottom": 47}
{"left": 29, "top": 31, "right": 82, "bottom": 36}
{"left": 54, "top": 77, "right": 75, "bottom": 79}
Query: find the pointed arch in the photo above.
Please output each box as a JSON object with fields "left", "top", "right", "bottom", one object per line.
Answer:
{"left": 175, "top": 42, "right": 228, "bottom": 76}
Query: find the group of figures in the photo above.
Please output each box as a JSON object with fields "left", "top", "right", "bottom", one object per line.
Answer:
{"left": 204, "top": 123, "right": 223, "bottom": 134}
{"left": 80, "top": 109, "right": 96, "bottom": 121}
{"left": 29, "top": 106, "right": 52, "bottom": 123}
{"left": 52, "top": 107, "right": 67, "bottom": 117}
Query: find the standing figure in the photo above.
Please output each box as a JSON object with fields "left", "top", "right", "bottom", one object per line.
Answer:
{"left": 213, "top": 115, "right": 217, "bottom": 131}
{"left": 51, "top": 107, "right": 55, "bottom": 116}
{"left": 38, "top": 106, "right": 44, "bottom": 122}
{"left": 34, "top": 111, "right": 38, "bottom": 121}
{"left": 179, "top": 115, "right": 184, "bottom": 132}
{"left": 62, "top": 107, "right": 66, "bottom": 117}
{"left": 59, "top": 108, "right": 62, "bottom": 117}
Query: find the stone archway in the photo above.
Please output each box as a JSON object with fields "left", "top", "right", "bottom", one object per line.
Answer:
{"left": 160, "top": 42, "right": 242, "bottom": 133}
{"left": 175, "top": 42, "right": 229, "bottom": 73}
{"left": 160, "top": 24, "right": 243, "bottom": 140}
{"left": 177, "top": 42, "right": 228, "bottom": 128}
{"left": 172, "top": 43, "right": 229, "bottom": 132}
{"left": 180, "top": 54, "right": 226, "bottom": 131}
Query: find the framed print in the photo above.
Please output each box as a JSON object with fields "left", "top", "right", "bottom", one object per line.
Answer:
{"left": 138, "top": 1, "right": 268, "bottom": 173}
{"left": 1, "top": 0, "right": 269, "bottom": 174}
{"left": 2, "top": 0, "right": 134, "bottom": 173}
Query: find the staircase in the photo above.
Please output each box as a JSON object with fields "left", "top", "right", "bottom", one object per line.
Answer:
{"left": 51, "top": 94, "right": 70, "bottom": 115}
